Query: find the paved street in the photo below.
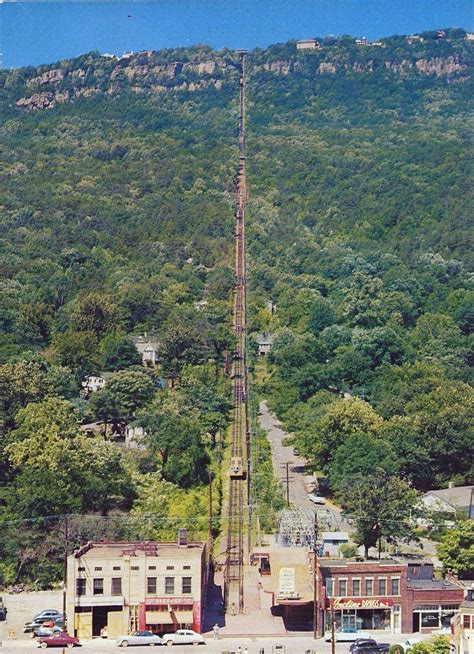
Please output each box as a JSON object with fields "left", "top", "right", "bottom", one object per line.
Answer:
{"left": 258, "top": 401, "right": 349, "bottom": 532}
{"left": 0, "top": 632, "right": 432, "bottom": 654}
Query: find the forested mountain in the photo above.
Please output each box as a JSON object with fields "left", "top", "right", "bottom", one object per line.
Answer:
{"left": 0, "top": 29, "right": 472, "bottom": 584}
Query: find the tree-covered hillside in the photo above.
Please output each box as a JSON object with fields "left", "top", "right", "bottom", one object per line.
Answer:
{"left": 0, "top": 30, "right": 472, "bottom": 583}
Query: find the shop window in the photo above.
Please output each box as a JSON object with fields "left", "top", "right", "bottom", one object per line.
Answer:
{"left": 378, "top": 578, "right": 387, "bottom": 596}
{"left": 365, "top": 579, "right": 374, "bottom": 596}
{"left": 421, "top": 612, "right": 439, "bottom": 628}
{"left": 182, "top": 577, "right": 192, "bottom": 594}
{"left": 391, "top": 578, "right": 400, "bottom": 595}
{"left": 326, "top": 578, "right": 334, "bottom": 598}
{"left": 165, "top": 577, "right": 175, "bottom": 594}
{"left": 352, "top": 579, "right": 360, "bottom": 596}
{"left": 76, "top": 578, "right": 86, "bottom": 596}
{"left": 147, "top": 577, "right": 157, "bottom": 595}
{"left": 93, "top": 578, "right": 104, "bottom": 595}
{"left": 338, "top": 579, "right": 347, "bottom": 596}
{"left": 111, "top": 578, "right": 122, "bottom": 596}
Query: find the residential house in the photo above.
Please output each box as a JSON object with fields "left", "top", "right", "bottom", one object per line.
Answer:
{"left": 256, "top": 332, "right": 274, "bottom": 356}
{"left": 422, "top": 485, "right": 474, "bottom": 519}
{"left": 133, "top": 335, "right": 160, "bottom": 366}
{"left": 296, "top": 39, "right": 320, "bottom": 50}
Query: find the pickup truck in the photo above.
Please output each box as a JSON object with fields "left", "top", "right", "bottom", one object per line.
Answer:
{"left": 349, "top": 639, "right": 390, "bottom": 654}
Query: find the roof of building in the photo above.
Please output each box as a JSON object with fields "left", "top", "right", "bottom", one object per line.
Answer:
{"left": 256, "top": 332, "right": 274, "bottom": 345}
{"left": 72, "top": 541, "right": 205, "bottom": 560}
{"left": 407, "top": 578, "right": 462, "bottom": 591}
{"left": 322, "top": 532, "right": 349, "bottom": 541}
{"left": 423, "top": 485, "right": 474, "bottom": 513}
{"left": 297, "top": 38, "right": 317, "bottom": 43}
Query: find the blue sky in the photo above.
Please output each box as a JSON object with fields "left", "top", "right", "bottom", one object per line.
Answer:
{"left": 1, "top": 0, "right": 473, "bottom": 68}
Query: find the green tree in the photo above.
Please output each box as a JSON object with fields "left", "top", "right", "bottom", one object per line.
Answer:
{"left": 100, "top": 334, "right": 142, "bottom": 370}
{"left": 339, "top": 472, "right": 419, "bottom": 558}
{"left": 437, "top": 521, "right": 474, "bottom": 578}
{"left": 302, "top": 397, "right": 384, "bottom": 472}
{"left": 69, "top": 292, "right": 119, "bottom": 337}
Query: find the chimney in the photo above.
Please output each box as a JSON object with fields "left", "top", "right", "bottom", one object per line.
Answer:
{"left": 178, "top": 528, "right": 188, "bottom": 548}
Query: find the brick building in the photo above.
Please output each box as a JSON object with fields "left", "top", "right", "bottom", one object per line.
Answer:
{"left": 451, "top": 585, "right": 474, "bottom": 654}
{"left": 313, "top": 556, "right": 464, "bottom": 637}
{"left": 66, "top": 537, "right": 207, "bottom": 639}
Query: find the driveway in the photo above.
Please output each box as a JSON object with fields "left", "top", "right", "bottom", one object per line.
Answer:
{"left": 258, "top": 401, "right": 349, "bottom": 532}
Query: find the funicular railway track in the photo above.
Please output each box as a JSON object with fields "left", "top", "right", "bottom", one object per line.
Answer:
{"left": 224, "top": 49, "right": 248, "bottom": 613}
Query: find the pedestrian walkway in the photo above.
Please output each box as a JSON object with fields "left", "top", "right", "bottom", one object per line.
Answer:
{"left": 203, "top": 566, "right": 286, "bottom": 637}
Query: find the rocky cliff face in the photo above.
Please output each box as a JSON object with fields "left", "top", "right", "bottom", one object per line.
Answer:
{"left": 7, "top": 39, "right": 473, "bottom": 111}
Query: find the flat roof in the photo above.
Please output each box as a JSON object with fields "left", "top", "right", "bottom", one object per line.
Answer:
{"left": 73, "top": 541, "right": 205, "bottom": 560}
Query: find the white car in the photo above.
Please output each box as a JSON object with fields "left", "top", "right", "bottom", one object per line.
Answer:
{"left": 325, "top": 630, "right": 371, "bottom": 642}
{"left": 116, "top": 630, "right": 162, "bottom": 647}
{"left": 163, "top": 629, "right": 205, "bottom": 646}
{"left": 308, "top": 492, "right": 326, "bottom": 505}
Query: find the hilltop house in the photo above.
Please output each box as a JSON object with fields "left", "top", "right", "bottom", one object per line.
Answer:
{"left": 296, "top": 39, "right": 320, "bottom": 50}
{"left": 133, "top": 335, "right": 160, "bottom": 366}
{"left": 256, "top": 332, "right": 274, "bottom": 356}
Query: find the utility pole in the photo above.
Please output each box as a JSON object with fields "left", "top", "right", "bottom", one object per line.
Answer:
{"left": 281, "top": 462, "right": 293, "bottom": 507}
{"left": 63, "top": 515, "right": 69, "bottom": 632}
{"left": 313, "top": 511, "right": 319, "bottom": 640}
{"left": 208, "top": 471, "right": 213, "bottom": 561}
{"left": 331, "top": 599, "right": 336, "bottom": 654}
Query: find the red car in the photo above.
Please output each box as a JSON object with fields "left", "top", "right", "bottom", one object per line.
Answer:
{"left": 37, "top": 631, "right": 80, "bottom": 648}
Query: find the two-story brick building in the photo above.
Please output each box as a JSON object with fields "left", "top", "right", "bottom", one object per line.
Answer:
{"left": 313, "top": 556, "right": 464, "bottom": 637}
{"left": 66, "top": 537, "right": 207, "bottom": 639}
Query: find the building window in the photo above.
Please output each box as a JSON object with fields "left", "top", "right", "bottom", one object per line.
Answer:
{"left": 338, "top": 579, "right": 347, "bottom": 597}
{"left": 148, "top": 566, "right": 156, "bottom": 570}
{"left": 76, "top": 578, "right": 86, "bottom": 596}
{"left": 94, "top": 566, "right": 102, "bottom": 571}
{"left": 378, "top": 578, "right": 387, "bottom": 596}
{"left": 93, "top": 578, "right": 104, "bottom": 595}
{"left": 131, "top": 566, "right": 139, "bottom": 571}
{"left": 182, "top": 577, "right": 192, "bottom": 594}
{"left": 147, "top": 577, "right": 157, "bottom": 595}
{"left": 113, "top": 566, "right": 121, "bottom": 571}
{"left": 352, "top": 579, "right": 360, "bottom": 596}
{"left": 391, "top": 578, "right": 400, "bottom": 595}
{"left": 365, "top": 579, "right": 374, "bottom": 596}
{"left": 183, "top": 565, "right": 191, "bottom": 570}
{"left": 78, "top": 567, "right": 85, "bottom": 572}
{"left": 463, "top": 615, "right": 471, "bottom": 628}
{"left": 166, "top": 566, "right": 175, "bottom": 570}
{"left": 326, "top": 578, "right": 334, "bottom": 598}
{"left": 111, "top": 578, "right": 122, "bottom": 596}
{"left": 165, "top": 577, "right": 175, "bottom": 594}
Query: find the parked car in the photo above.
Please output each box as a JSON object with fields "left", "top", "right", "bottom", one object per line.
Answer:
{"left": 25, "top": 617, "right": 59, "bottom": 633}
{"left": 34, "top": 626, "right": 63, "bottom": 639}
{"left": 34, "top": 610, "right": 62, "bottom": 621}
{"left": 162, "top": 629, "right": 205, "bottom": 646}
{"left": 308, "top": 491, "right": 326, "bottom": 505}
{"left": 325, "top": 629, "right": 371, "bottom": 642}
{"left": 36, "top": 631, "right": 80, "bottom": 648}
{"left": 349, "top": 638, "right": 390, "bottom": 653}
{"left": 116, "top": 631, "right": 162, "bottom": 647}
{"left": 390, "top": 638, "right": 426, "bottom": 654}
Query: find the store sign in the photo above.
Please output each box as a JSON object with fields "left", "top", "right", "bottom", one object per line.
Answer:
{"left": 279, "top": 567, "right": 295, "bottom": 594}
{"left": 333, "top": 597, "right": 393, "bottom": 609}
